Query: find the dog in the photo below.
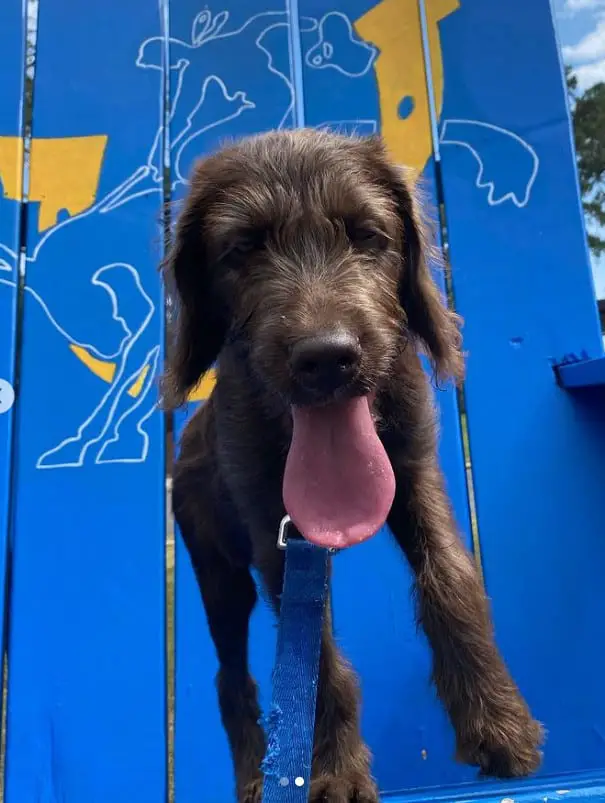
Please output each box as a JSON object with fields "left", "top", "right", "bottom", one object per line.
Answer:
{"left": 163, "top": 129, "right": 543, "bottom": 803}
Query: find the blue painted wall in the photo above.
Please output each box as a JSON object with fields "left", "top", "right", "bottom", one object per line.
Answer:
{"left": 0, "top": 0, "right": 167, "bottom": 800}
{"left": 437, "top": 0, "right": 605, "bottom": 780}
{"left": 0, "top": 0, "right": 26, "bottom": 666}
{"left": 168, "top": 4, "right": 297, "bottom": 800}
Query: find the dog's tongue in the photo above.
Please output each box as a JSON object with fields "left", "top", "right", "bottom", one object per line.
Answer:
{"left": 283, "top": 396, "right": 395, "bottom": 549}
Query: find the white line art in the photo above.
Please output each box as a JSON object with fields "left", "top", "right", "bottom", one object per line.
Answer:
{"left": 0, "top": 244, "right": 14, "bottom": 273}
{"left": 136, "top": 11, "right": 318, "bottom": 165}
{"left": 315, "top": 119, "right": 378, "bottom": 136}
{"left": 0, "top": 263, "right": 133, "bottom": 360}
{"left": 0, "top": 118, "right": 165, "bottom": 468}
{"left": 305, "top": 12, "right": 377, "bottom": 76}
{"left": 136, "top": 8, "right": 376, "bottom": 157}
{"left": 95, "top": 345, "right": 161, "bottom": 465}
{"left": 173, "top": 75, "right": 256, "bottom": 186}
{"left": 440, "top": 119, "right": 539, "bottom": 208}
{"left": 0, "top": 8, "right": 541, "bottom": 469}
{"left": 35, "top": 258, "right": 156, "bottom": 469}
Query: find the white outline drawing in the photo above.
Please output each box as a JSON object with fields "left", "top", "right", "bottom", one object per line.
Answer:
{"left": 0, "top": 121, "right": 166, "bottom": 468}
{"left": 305, "top": 12, "right": 377, "bottom": 76}
{"left": 136, "top": 11, "right": 318, "bottom": 165}
{"left": 0, "top": 7, "right": 541, "bottom": 469}
{"left": 0, "top": 244, "right": 13, "bottom": 273}
{"left": 0, "top": 262, "right": 133, "bottom": 361}
{"left": 315, "top": 119, "right": 378, "bottom": 136}
{"left": 35, "top": 268, "right": 156, "bottom": 470}
{"left": 172, "top": 75, "right": 256, "bottom": 187}
{"left": 136, "top": 7, "right": 377, "bottom": 160}
{"left": 440, "top": 119, "right": 539, "bottom": 208}
{"left": 95, "top": 345, "right": 161, "bottom": 465}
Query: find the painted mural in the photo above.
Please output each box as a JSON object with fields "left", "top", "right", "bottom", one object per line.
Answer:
{"left": 0, "top": 0, "right": 539, "bottom": 469}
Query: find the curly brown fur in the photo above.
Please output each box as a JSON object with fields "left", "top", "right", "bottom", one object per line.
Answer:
{"left": 164, "top": 129, "right": 543, "bottom": 802}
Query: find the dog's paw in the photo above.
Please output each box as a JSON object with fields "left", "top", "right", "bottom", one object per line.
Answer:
{"left": 310, "top": 772, "right": 379, "bottom": 803}
{"left": 456, "top": 707, "right": 544, "bottom": 778}
{"left": 239, "top": 778, "right": 263, "bottom": 803}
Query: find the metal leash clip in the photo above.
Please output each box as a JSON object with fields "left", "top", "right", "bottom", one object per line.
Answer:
{"left": 277, "top": 515, "right": 338, "bottom": 553}
{"left": 277, "top": 514, "right": 294, "bottom": 549}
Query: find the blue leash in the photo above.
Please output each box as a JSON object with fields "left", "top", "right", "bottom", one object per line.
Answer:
{"left": 261, "top": 515, "right": 330, "bottom": 803}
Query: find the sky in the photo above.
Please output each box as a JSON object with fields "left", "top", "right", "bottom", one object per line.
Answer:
{"left": 553, "top": 0, "right": 605, "bottom": 297}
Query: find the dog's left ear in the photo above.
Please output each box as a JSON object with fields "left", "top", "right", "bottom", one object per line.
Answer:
{"left": 364, "top": 138, "right": 464, "bottom": 382}
{"left": 161, "top": 160, "right": 230, "bottom": 408}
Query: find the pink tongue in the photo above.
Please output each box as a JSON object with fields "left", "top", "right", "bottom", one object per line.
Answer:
{"left": 283, "top": 396, "right": 396, "bottom": 549}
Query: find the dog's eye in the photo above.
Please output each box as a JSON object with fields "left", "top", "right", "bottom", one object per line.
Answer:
{"left": 222, "top": 230, "right": 266, "bottom": 261}
{"left": 232, "top": 240, "right": 256, "bottom": 255}
{"left": 345, "top": 222, "right": 387, "bottom": 250}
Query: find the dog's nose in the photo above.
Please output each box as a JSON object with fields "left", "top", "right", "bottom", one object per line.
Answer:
{"left": 290, "top": 332, "right": 362, "bottom": 393}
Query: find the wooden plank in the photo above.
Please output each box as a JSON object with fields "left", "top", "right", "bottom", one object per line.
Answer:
{"left": 0, "top": 0, "right": 26, "bottom": 659}
{"left": 557, "top": 356, "right": 605, "bottom": 388}
{"left": 170, "top": 1, "right": 475, "bottom": 799}
{"left": 393, "top": 775, "right": 605, "bottom": 803}
{"left": 169, "top": 2, "right": 297, "bottom": 799}
{"left": 436, "top": 0, "right": 605, "bottom": 779}
{"left": 298, "top": 0, "right": 473, "bottom": 792}
{"left": 4, "top": 0, "right": 167, "bottom": 799}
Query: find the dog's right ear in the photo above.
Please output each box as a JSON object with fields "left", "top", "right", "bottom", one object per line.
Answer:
{"left": 161, "top": 162, "right": 229, "bottom": 408}
{"left": 360, "top": 136, "right": 464, "bottom": 383}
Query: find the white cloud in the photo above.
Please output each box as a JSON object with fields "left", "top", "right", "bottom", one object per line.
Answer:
{"left": 566, "top": 0, "right": 605, "bottom": 12}
{"left": 589, "top": 249, "right": 605, "bottom": 297}
{"left": 563, "top": 16, "right": 605, "bottom": 61}
{"left": 574, "top": 56, "right": 605, "bottom": 87}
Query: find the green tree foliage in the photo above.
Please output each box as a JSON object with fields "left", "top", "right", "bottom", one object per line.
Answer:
{"left": 566, "top": 65, "right": 605, "bottom": 256}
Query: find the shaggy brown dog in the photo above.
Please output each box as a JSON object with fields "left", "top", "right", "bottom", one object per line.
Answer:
{"left": 164, "top": 129, "right": 543, "bottom": 803}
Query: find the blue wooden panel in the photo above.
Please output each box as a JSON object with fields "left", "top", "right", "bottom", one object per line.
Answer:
{"left": 437, "top": 0, "right": 605, "bottom": 781}
{"left": 557, "top": 356, "right": 605, "bottom": 388}
{"left": 298, "top": 0, "right": 473, "bottom": 793}
{"left": 0, "top": 0, "right": 25, "bottom": 659}
{"left": 4, "top": 0, "right": 167, "bottom": 800}
{"left": 169, "top": 2, "right": 297, "bottom": 799}
{"left": 397, "top": 774, "right": 605, "bottom": 803}
{"left": 175, "top": 408, "right": 279, "bottom": 803}
{"left": 171, "top": 1, "right": 474, "bottom": 800}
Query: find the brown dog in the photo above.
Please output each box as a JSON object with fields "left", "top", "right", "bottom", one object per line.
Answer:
{"left": 163, "top": 129, "right": 543, "bottom": 803}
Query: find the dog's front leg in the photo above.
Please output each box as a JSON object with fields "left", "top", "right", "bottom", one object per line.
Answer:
{"left": 386, "top": 458, "right": 544, "bottom": 778}
{"left": 312, "top": 599, "right": 379, "bottom": 802}
{"left": 257, "top": 546, "right": 379, "bottom": 803}
{"left": 174, "top": 486, "right": 266, "bottom": 803}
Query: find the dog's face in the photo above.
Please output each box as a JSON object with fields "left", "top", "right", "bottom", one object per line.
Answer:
{"left": 163, "top": 130, "right": 462, "bottom": 408}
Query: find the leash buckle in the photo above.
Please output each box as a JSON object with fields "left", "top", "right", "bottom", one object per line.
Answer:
{"left": 277, "top": 515, "right": 337, "bottom": 554}
{"left": 277, "top": 515, "right": 294, "bottom": 549}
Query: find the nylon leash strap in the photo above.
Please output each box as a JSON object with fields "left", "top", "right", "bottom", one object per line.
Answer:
{"left": 261, "top": 515, "right": 330, "bottom": 803}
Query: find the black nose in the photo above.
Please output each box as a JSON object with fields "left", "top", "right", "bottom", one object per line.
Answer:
{"left": 290, "top": 331, "right": 362, "bottom": 394}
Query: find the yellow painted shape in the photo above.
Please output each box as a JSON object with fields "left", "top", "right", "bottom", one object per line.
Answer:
{"left": 70, "top": 345, "right": 116, "bottom": 384}
{"left": 0, "top": 136, "right": 23, "bottom": 204}
{"left": 69, "top": 344, "right": 150, "bottom": 399}
{"left": 355, "top": 0, "right": 459, "bottom": 176}
{"left": 128, "top": 364, "right": 150, "bottom": 397}
{"left": 69, "top": 344, "right": 214, "bottom": 402}
{"left": 1, "top": 134, "right": 108, "bottom": 381}
{"left": 0, "top": 135, "right": 108, "bottom": 231}
{"left": 188, "top": 369, "right": 217, "bottom": 402}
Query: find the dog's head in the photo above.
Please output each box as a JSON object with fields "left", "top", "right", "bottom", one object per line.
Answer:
{"left": 162, "top": 129, "right": 463, "bottom": 408}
